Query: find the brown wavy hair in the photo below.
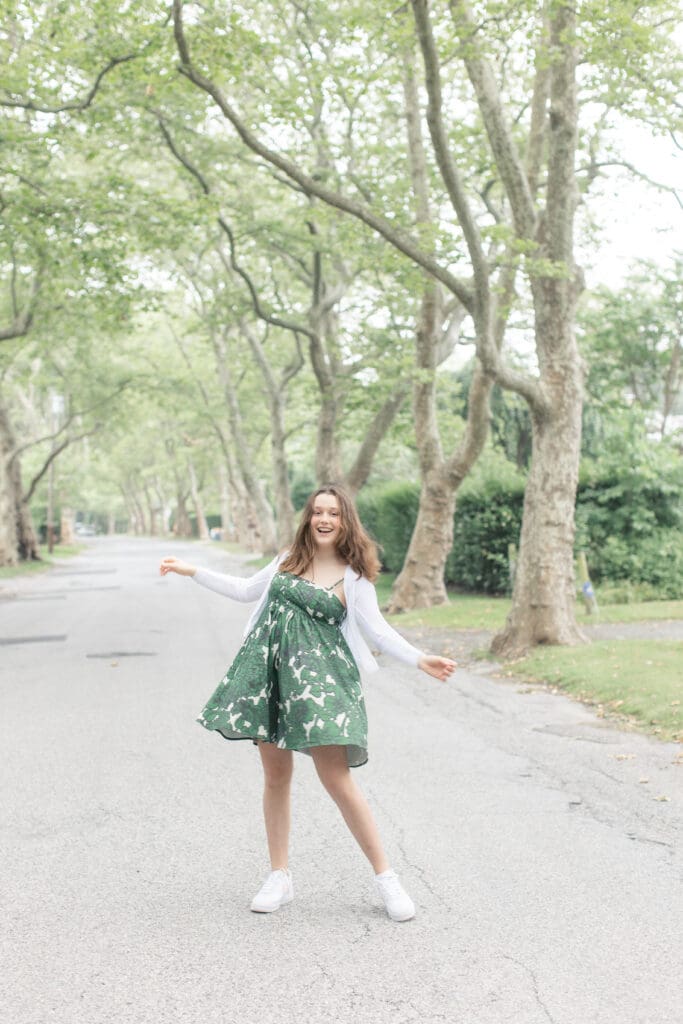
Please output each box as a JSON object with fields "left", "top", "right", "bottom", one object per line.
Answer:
{"left": 279, "top": 484, "right": 381, "bottom": 582}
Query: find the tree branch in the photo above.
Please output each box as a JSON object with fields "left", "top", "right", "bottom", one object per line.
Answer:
{"left": 524, "top": 5, "right": 551, "bottom": 199}
{"left": 215, "top": 237, "right": 314, "bottom": 339}
{"left": 10, "top": 379, "right": 131, "bottom": 463}
{"left": 580, "top": 159, "right": 683, "bottom": 211}
{"left": 171, "top": 0, "right": 474, "bottom": 311}
{"left": 543, "top": 2, "right": 578, "bottom": 268}
{"left": 345, "top": 383, "right": 410, "bottom": 494}
{"left": 447, "top": 0, "right": 537, "bottom": 239}
{"left": 22, "top": 426, "right": 100, "bottom": 504}
{"left": 0, "top": 55, "right": 139, "bottom": 113}
{"left": 409, "top": 0, "right": 543, "bottom": 405}
{"left": 158, "top": 114, "right": 316, "bottom": 340}
{"left": 0, "top": 267, "right": 43, "bottom": 342}
{"left": 445, "top": 360, "right": 492, "bottom": 486}
{"left": 156, "top": 115, "right": 210, "bottom": 195}
{"left": 410, "top": 0, "right": 489, "bottom": 320}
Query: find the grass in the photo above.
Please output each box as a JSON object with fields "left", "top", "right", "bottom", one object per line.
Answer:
{"left": 386, "top": 590, "right": 511, "bottom": 630}
{"left": 385, "top": 589, "right": 683, "bottom": 631}
{"left": 505, "top": 640, "right": 683, "bottom": 743}
{"left": 245, "top": 562, "right": 683, "bottom": 629}
{"left": 0, "top": 543, "right": 85, "bottom": 579}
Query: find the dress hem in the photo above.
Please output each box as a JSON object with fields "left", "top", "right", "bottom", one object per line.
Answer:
{"left": 197, "top": 719, "right": 368, "bottom": 768}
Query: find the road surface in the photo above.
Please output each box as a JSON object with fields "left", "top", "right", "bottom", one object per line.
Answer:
{"left": 1, "top": 537, "right": 681, "bottom": 1024}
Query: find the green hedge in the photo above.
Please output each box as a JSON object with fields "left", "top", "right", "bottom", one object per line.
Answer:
{"left": 357, "top": 462, "right": 683, "bottom": 597}
{"left": 446, "top": 485, "right": 524, "bottom": 592}
{"left": 357, "top": 482, "right": 421, "bottom": 571}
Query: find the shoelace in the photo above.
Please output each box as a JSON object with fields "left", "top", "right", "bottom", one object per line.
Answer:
{"left": 261, "top": 871, "right": 287, "bottom": 892}
{"left": 378, "top": 873, "right": 403, "bottom": 896}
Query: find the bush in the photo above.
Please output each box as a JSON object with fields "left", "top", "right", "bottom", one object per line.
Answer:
{"left": 189, "top": 513, "right": 222, "bottom": 537}
{"left": 357, "top": 481, "right": 420, "bottom": 572}
{"left": 358, "top": 468, "right": 525, "bottom": 592}
{"left": 290, "top": 472, "right": 317, "bottom": 511}
{"left": 359, "top": 449, "right": 683, "bottom": 597}
{"left": 446, "top": 486, "right": 525, "bottom": 592}
{"left": 588, "top": 529, "right": 683, "bottom": 599}
{"left": 594, "top": 580, "right": 667, "bottom": 605}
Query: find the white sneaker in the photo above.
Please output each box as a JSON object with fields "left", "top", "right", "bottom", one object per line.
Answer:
{"left": 374, "top": 869, "right": 415, "bottom": 922}
{"left": 250, "top": 869, "right": 294, "bottom": 913}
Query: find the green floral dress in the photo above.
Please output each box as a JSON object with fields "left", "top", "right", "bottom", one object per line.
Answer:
{"left": 196, "top": 571, "right": 368, "bottom": 767}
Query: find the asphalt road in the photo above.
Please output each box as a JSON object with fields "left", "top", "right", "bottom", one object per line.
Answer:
{"left": 1, "top": 537, "right": 681, "bottom": 1024}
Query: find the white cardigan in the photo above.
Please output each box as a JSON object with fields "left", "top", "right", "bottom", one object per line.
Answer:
{"left": 192, "top": 552, "right": 425, "bottom": 674}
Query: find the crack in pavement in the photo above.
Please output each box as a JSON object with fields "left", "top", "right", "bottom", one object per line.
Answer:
{"left": 626, "top": 832, "right": 674, "bottom": 849}
{"left": 501, "top": 953, "right": 558, "bottom": 1024}
{"left": 519, "top": 754, "right": 678, "bottom": 854}
{"left": 349, "top": 918, "right": 374, "bottom": 945}
{"left": 364, "top": 783, "right": 449, "bottom": 907}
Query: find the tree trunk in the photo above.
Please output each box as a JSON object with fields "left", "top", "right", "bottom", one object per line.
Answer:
{"left": 0, "top": 399, "right": 40, "bottom": 565}
{"left": 212, "top": 332, "right": 278, "bottom": 553}
{"left": 387, "top": 56, "right": 491, "bottom": 611}
{"left": 132, "top": 490, "right": 147, "bottom": 535}
{"left": 107, "top": 511, "right": 116, "bottom": 535}
{"left": 491, "top": 361, "right": 585, "bottom": 657}
{"left": 60, "top": 508, "right": 75, "bottom": 545}
{"left": 143, "top": 485, "right": 158, "bottom": 536}
{"left": 153, "top": 480, "right": 170, "bottom": 534}
{"left": 0, "top": 397, "right": 19, "bottom": 565}
{"left": 218, "top": 462, "right": 236, "bottom": 542}
{"left": 239, "top": 322, "right": 297, "bottom": 546}
{"left": 316, "top": 387, "right": 342, "bottom": 483}
{"left": 270, "top": 391, "right": 295, "bottom": 546}
{"left": 387, "top": 471, "right": 456, "bottom": 610}
{"left": 388, "top": 281, "right": 453, "bottom": 609}
{"left": 14, "top": 481, "right": 40, "bottom": 560}
{"left": 224, "top": 446, "right": 254, "bottom": 549}
{"left": 174, "top": 488, "right": 192, "bottom": 538}
{"left": 188, "top": 459, "right": 209, "bottom": 541}
{"left": 345, "top": 385, "right": 409, "bottom": 496}
{"left": 491, "top": 1, "right": 584, "bottom": 655}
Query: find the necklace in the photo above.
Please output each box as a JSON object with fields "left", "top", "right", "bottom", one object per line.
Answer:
{"left": 310, "top": 565, "right": 345, "bottom": 590}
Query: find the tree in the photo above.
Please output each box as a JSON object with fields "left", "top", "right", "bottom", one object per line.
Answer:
{"left": 579, "top": 259, "right": 683, "bottom": 446}
{"left": 153, "top": 108, "right": 413, "bottom": 501}
{"left": 170, "top": 0, "right": 681, "bottom": 652}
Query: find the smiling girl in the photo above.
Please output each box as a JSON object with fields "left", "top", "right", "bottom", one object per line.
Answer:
{"left": 159, "top": 483, "right": 455, "bottom": 922}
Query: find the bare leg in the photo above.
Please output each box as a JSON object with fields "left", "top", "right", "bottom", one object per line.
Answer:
{"left": 257, "top": 741, "right": 294, "bottom": 870}
{"left": 309, "top": 745, "right": 390, "bottom": 874}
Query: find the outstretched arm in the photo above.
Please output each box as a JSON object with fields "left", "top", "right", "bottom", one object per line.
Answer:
{"left": 159, "top": 554, "right": 280, "bottom": 602}
{"left": 355, "top": 578, "right": 456, "bottom": 681}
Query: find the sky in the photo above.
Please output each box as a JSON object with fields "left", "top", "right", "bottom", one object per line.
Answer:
{"left": 579, "top": 122, "right": 681, "bottom": 290}
{"left": 445, "top": 117, "right": 681, "bottom": 372}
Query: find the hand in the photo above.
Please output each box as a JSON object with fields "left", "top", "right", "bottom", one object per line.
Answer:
{"left": 159, "top": 556, "right": 196, "bottom": 578}
{"left": 418, "top": 655, "right": 457, "bottom": 682}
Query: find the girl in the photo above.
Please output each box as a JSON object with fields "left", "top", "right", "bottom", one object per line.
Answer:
{"left": 160, "top": 484, "right": 455, "bottom": 922}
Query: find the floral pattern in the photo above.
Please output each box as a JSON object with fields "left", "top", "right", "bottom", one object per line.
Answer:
{"left": 196, "top": 571, "right": 368, "bottom": 767}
